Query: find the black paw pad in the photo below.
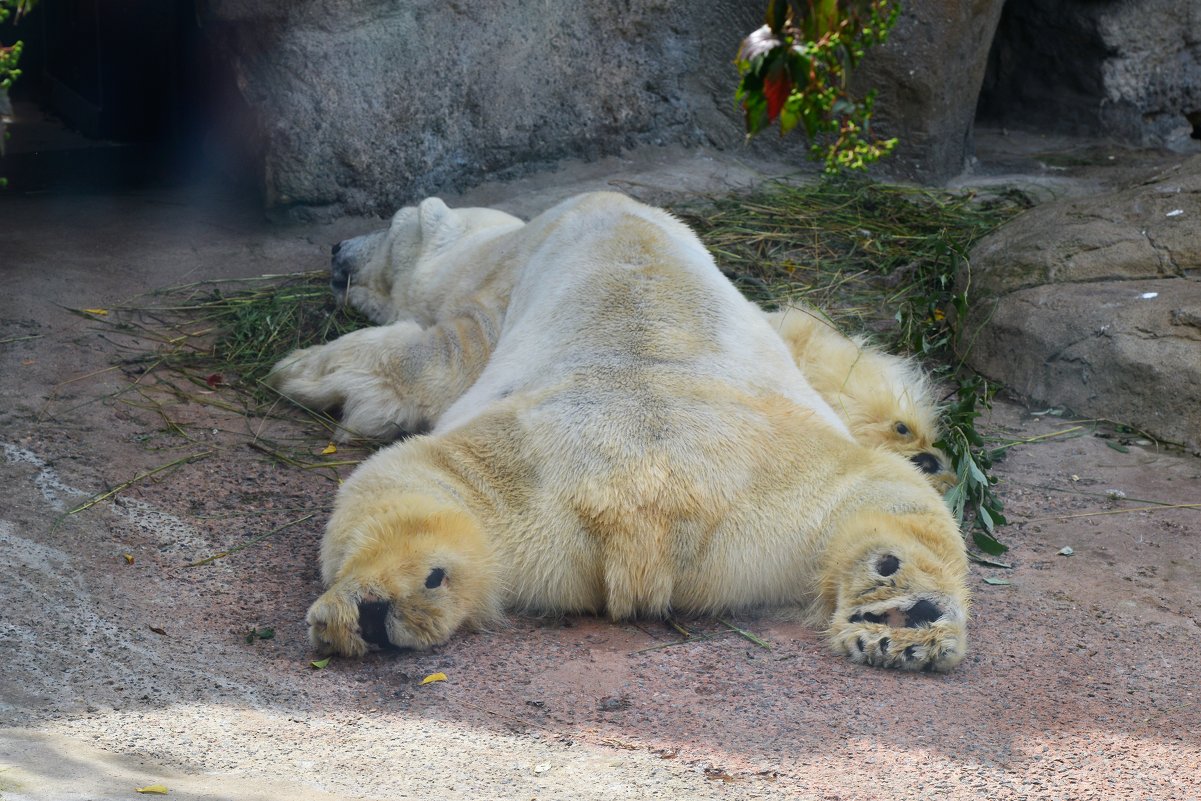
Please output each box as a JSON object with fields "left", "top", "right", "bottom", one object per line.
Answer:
{"left": 849, "top": 611, "right": 887, "bottom": 624}
{"left": 875, "top": 554, "right": 901, "bottom": 576}
{"left": 909, "top": 452, "right": 943, "bottom": 475}
{"left": 904, "top": 599, "right": 944, "bottom": 627}
{"left": 358, "top": 600, "right": 393, "bottom": 647}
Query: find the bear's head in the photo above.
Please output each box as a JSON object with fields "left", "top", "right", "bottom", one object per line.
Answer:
{"left": 329, "top": 197, "right": 524, "bottom": 324}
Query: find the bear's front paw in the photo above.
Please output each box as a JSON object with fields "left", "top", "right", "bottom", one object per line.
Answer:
{"left": 266, "top": 343, "right": 349, "bottom": 408}
{"left": 306, "top": 567, "right": 463, "bottom": 657}
{"left": 306, "top": 586, "right": 370, "bottom": 658}
{"left": 267, "top": 326, "right": 428, "bottom": 441}
{"left": 828, "top": 551, "right": 967, "bottom": 672}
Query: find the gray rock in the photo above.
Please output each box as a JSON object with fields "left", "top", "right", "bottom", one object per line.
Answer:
{"left": 963, "top": 155, "right": 1201, "bottom": 449}
{"left": 200, "top": 1, "right": 769, "bottom": 218}
{"left": 853, "top": 0, "right": 1007, "bottom": 183}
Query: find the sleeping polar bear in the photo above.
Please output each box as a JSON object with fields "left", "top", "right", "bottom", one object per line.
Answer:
{"left": 268, "top": 192, "right": 969, "bottom": 671}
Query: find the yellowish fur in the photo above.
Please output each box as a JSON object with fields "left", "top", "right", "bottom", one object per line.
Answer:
{"left": 763, "top": 306, "right": 955, "bottom": 490}
{"left": 277, "top": 192, "right": 970, "bottom": 671}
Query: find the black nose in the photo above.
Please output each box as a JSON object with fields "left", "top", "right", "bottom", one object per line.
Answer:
{"left": 331, "top": 240, "right": 343, "bottom": 256}
{"left": 357, "top": 600, "right": 393, "bottom": 648}
{"left": 910, "top": 452, "right": 943, "bottom": 475}
{"left": 331, "top": 253, "right": 351, "bottom": 291}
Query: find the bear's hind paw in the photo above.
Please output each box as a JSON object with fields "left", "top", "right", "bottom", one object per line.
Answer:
{"left": 829, "top": 595, "right": 966, "bottom": 672}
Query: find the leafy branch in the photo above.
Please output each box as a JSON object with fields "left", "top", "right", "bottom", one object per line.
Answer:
{"left": 735, "top": 0, "right": 899, "bottom": 172}
{"left": 1, "top": 0, "right": 39, "bottom": 187}
{"left": 938, "top": 375, "right": 1008, "bottom": 555}
{"left": 890, "top": 197, "right": 1027, "bottom": 554}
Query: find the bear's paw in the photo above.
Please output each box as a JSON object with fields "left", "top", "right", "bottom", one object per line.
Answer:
{"left": 827, "top": 550, "right": 967, "bottom": 672}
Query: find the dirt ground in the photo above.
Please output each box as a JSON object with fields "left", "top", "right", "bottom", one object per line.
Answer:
{"left": 2, "top": 133, "right": 1200, "bottom": 801}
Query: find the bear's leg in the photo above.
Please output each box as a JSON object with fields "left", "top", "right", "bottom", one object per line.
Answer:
{"left": 306, "top": 489, "right": 501, "bottom": 657}
{"left": 821, "top": 512, "right": 969, "bottom": 672}
{"left": 267, "top": 305, "right": 501, "bottom": 440}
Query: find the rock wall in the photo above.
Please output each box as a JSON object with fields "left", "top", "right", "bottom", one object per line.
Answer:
{"left": 200, "top": 0, "right": 765, "bottom": 217}
{"left": 199, "top": 1, "right": 1006, "bottom": 216}
{"left": 979, "top": 0, "right": 1201, "bottom": 152}
{"left": 852, "top": 0, "right": 1006, "bottom": 183}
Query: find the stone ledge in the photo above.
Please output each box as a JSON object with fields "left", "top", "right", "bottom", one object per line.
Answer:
{"left": 963, "top": 155, "right": 1201, "bottom": 450}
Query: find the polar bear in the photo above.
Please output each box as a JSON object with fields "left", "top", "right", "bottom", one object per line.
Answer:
{"left": 762, "top": 307, "right": 954, "bottom": 489}
{"left": 271, "top": 198, "right": 954, "bottom": 486}
{"left": 269, "top": 192, "right": 969, "bottom": 671}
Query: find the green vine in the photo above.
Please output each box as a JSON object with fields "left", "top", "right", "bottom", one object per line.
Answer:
{"left": 735, "top": 0, "right": 899, "bottom": 172}
{"left": 1, "top": 0, "right": 36, "bottom": 187}
{"left": 893, "top": 212, "right": 1017, "bottom": 555}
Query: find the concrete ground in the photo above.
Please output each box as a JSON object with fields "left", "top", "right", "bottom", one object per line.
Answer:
{"left": 2, "top": 126, "right": 1200, "bottom": 800}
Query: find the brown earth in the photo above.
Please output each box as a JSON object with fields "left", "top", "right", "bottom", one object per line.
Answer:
{"left": 1, "top": 136, "right": 1200, "bottom": 800}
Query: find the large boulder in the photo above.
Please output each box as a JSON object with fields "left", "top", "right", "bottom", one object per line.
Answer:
{"left": 963, "top": 155, "right": 1201, "bottom": 450}
{"left": 199, "top": 1, "right": 766, "bottom": 218}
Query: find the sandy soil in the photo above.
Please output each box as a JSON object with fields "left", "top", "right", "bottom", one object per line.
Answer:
{"left": 2, "top": 139, "right": 1200, "bottom": 801}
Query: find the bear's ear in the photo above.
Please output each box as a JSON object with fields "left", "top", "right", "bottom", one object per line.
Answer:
{"left": 417, "top": 197, "right": 467, "bottom": 253}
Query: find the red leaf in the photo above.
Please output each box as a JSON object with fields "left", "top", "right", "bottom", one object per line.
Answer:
{"left": 205, "top": 373, "right": 224, "bottom": 388}
{"left": 763, "top": 66, "right": 793, "bottom": 122}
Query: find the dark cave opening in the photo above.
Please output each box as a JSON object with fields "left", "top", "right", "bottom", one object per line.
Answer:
{"left": 2, "top": 0, "right": 253, "bottom": 194}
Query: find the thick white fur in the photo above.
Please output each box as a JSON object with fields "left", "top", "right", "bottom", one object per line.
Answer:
{"left": 270, "top": 192, "right": 969, "bottom": 671}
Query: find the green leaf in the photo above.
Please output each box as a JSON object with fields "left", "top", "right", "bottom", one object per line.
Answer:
{"left": 968, "top": 552, "right": 1013, "bottom": 569}
{"left": 966, "top": 457, "right": 989, "bottom": 486}
{"left": 310, "top": 657, "right": 332, "bottom": 669}
{"left": 945, "top": 485, "right": 967, "bottom": 524}
{"left": 1105, "top": 440, "right": 1130, "bottom": 453}
{"left": 976, "top": 504, "right": 995, "bottom": 532}
{"left": 972, "top": 528, "right": 1009, "bottom": 556}
{"left": 982, "top": 577, "right": 1011, "bottom": 586}
{"left": 765, "top": 0, "right": 791, "bottom": 33}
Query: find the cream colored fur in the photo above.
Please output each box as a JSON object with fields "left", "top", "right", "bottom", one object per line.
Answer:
{"left": 270, "top": 192, "right": 970, "bottom": 671}
{"left": 762, "top": 307, "right": 954, "bottom": 489}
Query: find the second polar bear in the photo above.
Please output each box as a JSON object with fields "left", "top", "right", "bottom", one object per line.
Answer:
{"left": 269, "top": 192, "right": 970, "bottom": 671}
{"left": 762, "top": 307, "right": 954, "bottom": 488}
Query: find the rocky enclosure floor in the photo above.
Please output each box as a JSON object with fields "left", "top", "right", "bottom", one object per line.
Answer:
{"left": 1, "top": 141, "right": 1199, "bottom": 800}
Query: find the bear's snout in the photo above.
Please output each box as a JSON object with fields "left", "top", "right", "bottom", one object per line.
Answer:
{"left": 331, "top": 245, "right": 353, "bottom": 292}
{"left": 357, "top": 599, "right": 394, "bottom": 648}
{"left": 909, "top": 452, "right": 942, "bottom": 475}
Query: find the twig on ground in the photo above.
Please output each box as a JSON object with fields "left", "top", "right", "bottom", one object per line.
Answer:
{"left": 184, "top": 512, "right": 316, "bottom": 567}
{"left": 717, "top": 618, "right": 772, "bottom": 650}
{"left": 1023, "top": 503, "right": 1201, "bottom": 524}
{"left": 60, "top": 450, "right": 215, "bottom": 519}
